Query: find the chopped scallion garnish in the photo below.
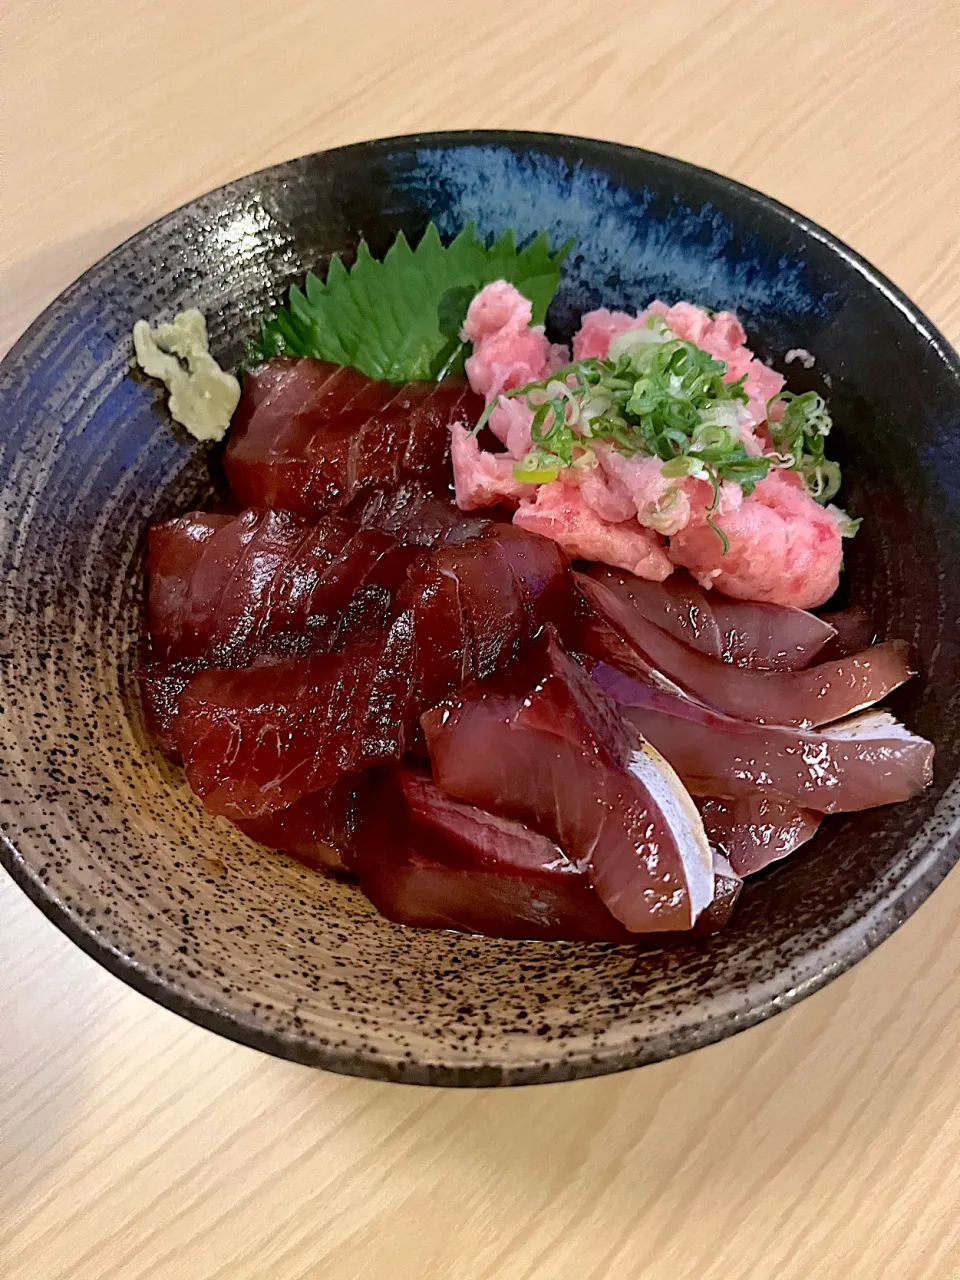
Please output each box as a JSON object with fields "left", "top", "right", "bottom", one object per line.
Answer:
{"left": 473, "top": 330, "right": 851, "bottom": 547}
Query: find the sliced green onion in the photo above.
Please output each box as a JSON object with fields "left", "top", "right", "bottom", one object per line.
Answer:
{"left": 827, "top": 504, "right": 862, "bottom": 537}
{"left": 471, "top": 396, "right": 500, "bottom": 436}
{"left": 513, "top": 451, "right": 560, "bottom": 484}
{"left": 660, "top": 456, "right": 693, "bottom": 479}
{"left": 469, "top": 318, "right": 850, "bottom": 541}
{"left": 706, "top": 516, "right": 730, "bottom": 553}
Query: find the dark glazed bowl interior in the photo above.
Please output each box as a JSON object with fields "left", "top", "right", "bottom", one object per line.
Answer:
{"left": 1, "top": 132, "right": 958, "bottom": 1086}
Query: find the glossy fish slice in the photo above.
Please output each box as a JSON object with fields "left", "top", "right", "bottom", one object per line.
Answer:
{"left": 147, "top": 508, "right": 419, "bottom": 667}
{"left": 576, "top": 572, "right": 915, "bottom": 728}
{"left": 423, "top": 632, "right": 715, "bottom": 934}
{"left": 697, "top": 795, "right": 822, "bottom": 876}
{"left": 139, "top": 660, "right": 203, "bottom": 759}
{"left": 581, "top": 564, "right": 837, "bottom": 670}
{"left": 174, "top": 612, "right": 417, "bottom": 820}
{"left": 356, "top": 768, "right": 638, "bottom": 941}
{"left": 224, "top": 358, "right": 481, "bottom": 516}
{"left": 588, "top": 660, "right": 935, "bottom": 814}
{"left": 233, "top": 772, "right": 374, "bottom": 873}
{"left": 171, "top": 523, "right": 572, "bottom": 820}
{"left": 342, "top": 477, "right": 495, "bottom": 547}
{"left": 397, "top": 522, "right": 575, "bottom": 708}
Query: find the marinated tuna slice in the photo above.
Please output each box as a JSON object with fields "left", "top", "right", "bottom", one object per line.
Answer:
{"left": 699, "top": 853, "right": 743, "bottom": 932}
{"left": 816, "top": 605, "right": 877, "bottom": 660}
{"left": 146, "top": 512, "right": 237, "bottom": 657}
{"left": 422, "top": 632, "right": 714, "bottom": 933}
{"left": 170, "top": 522, "right": 571, "bottom": 819}
{"left": 356, "top": 768, "right": 637, "bottom": 941}
{"left": 698, "top": 796, "right": 821, "bottom": 876}
{"left": 344, "top": 477, "right": 496, "bottom": 547}
{"left": 174, "top": 612, "right": 417, "bottom": 820}
{"left": 589, "top": 660, "right": 935, "bottom": 814}
{"left": 637, "top": 852, "right": 743, "bottom": 947}
{"left": 139, "top": 660, "right": 203, "bottom": 759}
{"left": 148, "top": 508, "right": 309, "bottom": 662}
{"left": 577, "top": 572, "right": 915, "bottom": 728}
{"left": 266, "top": 525, "right": 417, "bottom": 656}
{"left": 573, "top": 612, "right": 688, "bottom": 697}
{"left": 398, "top": 522, "right": 574, "bottom": 706}
{"left": 234, "top": 772, "right": 373, "bottom": 873}
{"left": 224, "top": 358, "right": 481, "bottom": 515}
{"left": 709, "top": 595, "right": 836, "bottom": 671}
{"left": 581, "top": 565, "right": 722, "bottom": 655}
{"left": 147, "top": 508, "right": 417, "bottom": 667}
{"left": 579, "top": 566, "right": 836, "bottom": 670}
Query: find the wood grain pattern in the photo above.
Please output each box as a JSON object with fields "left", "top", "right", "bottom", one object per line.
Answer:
{"left": 2, "top": 1, "right": 958, "bottom": 1276}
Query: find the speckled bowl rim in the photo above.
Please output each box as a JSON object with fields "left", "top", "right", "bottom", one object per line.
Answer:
{"left": 2, "top": 130, "right": 959, "bottom": 1086}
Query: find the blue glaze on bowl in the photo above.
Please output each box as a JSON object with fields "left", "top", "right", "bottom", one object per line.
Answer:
{"left": 0, "top": 132, "right": 957, "bottom": 1086}
{"left": 389, "top": 143, "right": 837, "bottom": 332}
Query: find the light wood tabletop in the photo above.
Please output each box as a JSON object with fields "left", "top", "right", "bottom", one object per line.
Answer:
{"left": 2, "top": 2, "right": 959, "bottom": 1277}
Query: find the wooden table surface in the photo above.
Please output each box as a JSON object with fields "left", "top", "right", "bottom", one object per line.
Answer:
{"left": 2, "top": 2, "right": 959, "bottom": 1277}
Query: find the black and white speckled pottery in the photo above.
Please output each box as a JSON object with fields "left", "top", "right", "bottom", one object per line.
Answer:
{"left": 1, "top": 133, "right": 958, "bottom": 1086}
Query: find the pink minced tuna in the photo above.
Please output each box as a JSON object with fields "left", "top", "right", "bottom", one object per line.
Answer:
{"left": 669, "top": 470, "right": 843, "bottom": 610}
{"left": 463, "top": 280, "right": 568, "bottom": 407}
{"left": 449, "top": 424, "right": 532, "bottom": 510}
{"left": 462, "top": 283, "right": 568, "bottom": 461}
{"left": 451, "top": 282, "right": 844, "bottom": 609}
{"left": 513, "top": 482, "right": 672, "bottom": 581}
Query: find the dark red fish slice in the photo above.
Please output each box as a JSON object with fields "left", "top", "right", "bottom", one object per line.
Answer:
{"left": 697, "top": 796, "right": 821, "bottom": 876}
{"left": 816, "top": 605, "right": 877, "bottom": 660}
{"left": 581, "top": 565, "right": 837, "bottom": 670}
{"left": 576, "top": 572, "right": 915, "bottom": 728}
{"left": 422, "top": 631, "right": 715, "bottom": 934}
{"left": 588, "top": 659, "right": 935, "bottom": 814}
{"left": 147, "top": 508, "right": 417, "bottom": 667}
{"left": 356, "top": 768, "right": 638, "bottom": 941}
{"left": 398, "top": 522, "right": 575, "bottom": 707}
{"left": 174, "top": 612, "right": 417, "bottom": 819}
{"left": 147, "top": 513, "right": 235, "bottom": 654}
{"left": 709, "top": 595, "right": 836, "bottom": 670}
{"left": 632, "top": 852, "right": 743, "bottom": 948}
{"left": 233, "top": 772, "right": 373, "bottom": 874}
{"left": 139, "top": 660, "right": 203, "bottom": 759}
{"left": 580, "top": 565, "right": 723, "bottom": 654}
{"left": 574, "top": 612, "right": 686, "bottom": 695}
{"left": 262, "top": 525, "right": 412, "bottom": 656}
{"left": 167, "top": 522, "right": 572, "bottom": 818}
{"left": 342, "top": 478, "right": 494, "bottom": 547}
{"left": 223, "top": 361, "right": 385, "bottom": 510}
{"left": 148, "top": 510, "right": 298, "bottom": 662}
{"left": 144, "top": 499, "right": 570, "bottom": 744}
{"left": 224, "top": 358, "right": 481, "bottom": 516}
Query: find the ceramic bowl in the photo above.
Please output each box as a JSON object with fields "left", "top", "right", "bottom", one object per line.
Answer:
{"left": 2, "top": 132, "right": 958, "bottom": 1085}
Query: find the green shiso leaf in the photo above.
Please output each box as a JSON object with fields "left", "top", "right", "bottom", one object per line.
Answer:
{"left": 245, "top": 222, "right": 572, "bottom": 383}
